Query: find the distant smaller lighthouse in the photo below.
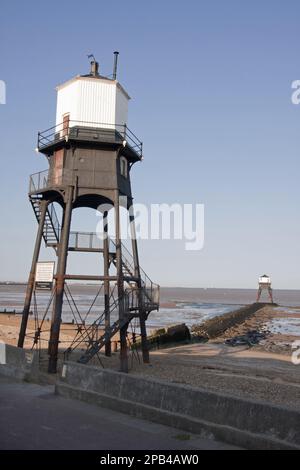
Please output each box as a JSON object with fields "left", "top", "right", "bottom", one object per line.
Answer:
{"left": 256, "top": 275, "right": 274, "bottom": 303}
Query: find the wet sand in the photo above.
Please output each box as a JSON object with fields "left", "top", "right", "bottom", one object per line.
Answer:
{"left": 1, "top": 301, "right": 299, "bottom": 357}
{"left": 0, "top": 314, "right": 83, "bottom": 349}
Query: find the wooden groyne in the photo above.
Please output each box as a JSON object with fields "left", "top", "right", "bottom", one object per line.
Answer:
{"left": 0, "top": 309, "right": 23, "bottom": 315}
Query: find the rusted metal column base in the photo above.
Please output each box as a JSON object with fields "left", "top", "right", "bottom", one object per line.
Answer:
{"left": 139, "top": 315, "right": 150, "bottom": 364}
{"left": 18, "top": 274, "right": 35, "bottom": 348}
{"left": 129, "top": 207, "right": 150, "bottom": 364}
{"left": 48, "top": 187, "right": 73, "bottom": 374}
{"left": 104, "top": 291, "right": 112, "bottom": 357}
{"left": 103, "top": 210, "right": 111, "bottom": 357}
{"left": 18, "top": 200, "right": 48, "bottom": 348}
{"left": 48, "top": 275, "right": 64, "bottom": 373}
{"left": 114, "top": 189, "right": 127, "bottom": 372}
{"left": 119, "top": 324, "right": 129, "bottom": 373}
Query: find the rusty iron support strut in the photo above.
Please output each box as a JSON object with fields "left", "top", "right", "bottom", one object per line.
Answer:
{"left": 103, "top": 210, "right": 111, "bottom": 357}
{"left": 48, "top": 186, "right": 74, "bottom": 373}
{"left": 129, "top": 205, "right": 149, "bottom": 364}
{"left": 115, "top": 190, "right": 128, "bottom": 373}
{"left": 18, "top": 199, "right": 48, "bottom": 348}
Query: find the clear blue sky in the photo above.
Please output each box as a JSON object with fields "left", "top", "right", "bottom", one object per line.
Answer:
{"left": 0, "top": 0, "right": 299, "bottom": 289}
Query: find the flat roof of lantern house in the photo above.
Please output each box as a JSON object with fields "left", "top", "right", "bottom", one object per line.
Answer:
{"left": 55, "top": 74, "right": 131, "bottom": 100}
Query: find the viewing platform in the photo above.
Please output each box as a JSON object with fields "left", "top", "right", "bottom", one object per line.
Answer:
{"left": 37, "top": 120, "right": 143, "bottom": 161}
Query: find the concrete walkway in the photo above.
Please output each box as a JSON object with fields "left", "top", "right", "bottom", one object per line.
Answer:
{"left": 0, "top": 377, "right": 237, "bottom": 450}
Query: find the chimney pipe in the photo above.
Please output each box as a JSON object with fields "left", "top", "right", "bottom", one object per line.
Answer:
{"left": 90, "top": 60, "right": 99, "bottom": 76}
{"left": 113, "top": 51, "right": 119, "bottom": 80}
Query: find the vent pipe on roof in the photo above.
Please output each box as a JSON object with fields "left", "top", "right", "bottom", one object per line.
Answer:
{"left": 90, "top": 60, "right": 99, "bottom": 76}
{"left": 113, "top": 51, "right": 119, "bottom": 80}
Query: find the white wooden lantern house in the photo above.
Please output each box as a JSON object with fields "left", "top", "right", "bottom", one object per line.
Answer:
{"left": 55, "top": 65, "right": 130, "bottom": 132}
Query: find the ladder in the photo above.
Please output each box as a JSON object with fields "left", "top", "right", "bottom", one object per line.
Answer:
{"left": 30, "top": 195, "right": 60, "bottom": 247}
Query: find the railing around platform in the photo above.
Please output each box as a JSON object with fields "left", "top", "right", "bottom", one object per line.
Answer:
{"left": 29, "top": 170, "right": 49, "bottom": 193}
{"left": 69, "top": 231, "right": 103, "bottom": 251}
{"left": 29, "top": 168, "right": 75, "bottom": 194}
{"left": 37, "top": 120, "right": 143, "bottom": 158}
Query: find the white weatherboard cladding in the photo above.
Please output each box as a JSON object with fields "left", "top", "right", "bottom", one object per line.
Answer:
{"left": 55, "top": 78, "right": 129, "bottom": 130}
{"left": 116, "top": 85, "right": 129, "bottom": 125}
{"left": 56, "top": 80, "right": 79, "bottom": 125}
{"left": 78, "top": 80, "right": 116, "bottom": 126}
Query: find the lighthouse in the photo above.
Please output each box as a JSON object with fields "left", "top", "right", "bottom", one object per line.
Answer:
{"left": 256, "top": 274, "right": 274, "bottom": 303}
{"left": 18, "top": 53, "right": 159, "bottom": 373}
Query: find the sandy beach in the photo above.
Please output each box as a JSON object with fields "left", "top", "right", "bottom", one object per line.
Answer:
{"left": 1, "top": 301, "right": 299, "bottom": 369}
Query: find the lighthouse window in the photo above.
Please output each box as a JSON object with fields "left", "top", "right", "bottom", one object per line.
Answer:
{"left": 120, "top": 157, "right": 128, "bottom": 178}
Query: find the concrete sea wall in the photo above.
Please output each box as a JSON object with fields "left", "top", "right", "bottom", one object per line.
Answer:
{"left": 0, "top": 343, "right": 39, "bottom": 381}
{"left": 56, "top": 361, "right": 300, "bottom": 450}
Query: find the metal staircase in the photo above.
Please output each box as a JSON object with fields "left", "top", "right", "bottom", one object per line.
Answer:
{"left": 78, "top": 292, "right": 138, "bottom": 364}
{"left": 30, "top": 196, "right": 160, "bottom": 364}
{"left": 30, "top": 195, "right": 60, "bottom": 247}
{"left": 77, "top": 272, "right": 159, "bottom": 363}
{"left": 109, "top": 239, "right": 159, "bottom": 307}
